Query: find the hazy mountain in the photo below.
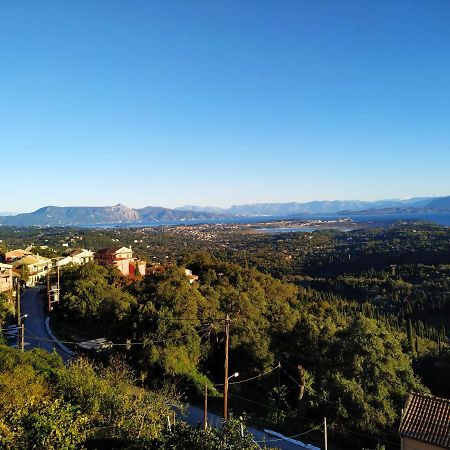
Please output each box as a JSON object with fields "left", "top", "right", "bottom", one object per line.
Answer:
{"left": 339, "top": 196, "right": 450, "bottom": 215}
{"left": 176, "top": 197, "right": 437, "bottom": 216}
{"left": 0, "top": 204, "right": 223, "bottom": 226}
{"left": 426, "top": 196, "right": 450, "bottom": 209}
{"left": 175, "top": 205, "right": 226, "bottom": 214}
{"left": 1, "top": 197, "right": 447, "bottom": 226}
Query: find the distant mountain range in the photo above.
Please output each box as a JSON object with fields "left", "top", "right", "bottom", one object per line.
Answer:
{"left": 1, "top": 196, "right": 448, "bottom": 226}
{"left": 339, "top": 196, "right": 450, "bottom": 215}
{"left": 0, "top": 204, "right": 224, "bottom": 226}
{"left": 177, "top": 197, "right": 449, "bottom": 216}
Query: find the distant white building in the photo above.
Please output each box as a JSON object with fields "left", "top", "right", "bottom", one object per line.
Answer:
{"left": 57, "top": 249, "right": 94, "bottom": 267}
{"left": 185, "top": 268, "right": 199, "bottom": 284}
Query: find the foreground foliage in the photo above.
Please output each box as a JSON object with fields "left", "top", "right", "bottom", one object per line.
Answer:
{"left": 0, "top": 346, "right": 271, "bottom": 450}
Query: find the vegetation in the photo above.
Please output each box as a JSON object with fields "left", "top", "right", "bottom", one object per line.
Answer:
{"left": 0, "top": 346, "right": 267, "bottom": 450}
{"left": 2, "top": 220, "right": 449, "bottom": 448}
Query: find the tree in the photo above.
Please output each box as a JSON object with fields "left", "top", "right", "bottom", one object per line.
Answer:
{"left": 324, "top": 316, "right": 426, "bottom": 432}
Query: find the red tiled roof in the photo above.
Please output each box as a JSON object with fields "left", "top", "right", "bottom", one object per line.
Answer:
{"left": 96, "top": 247, "right": 121, "bottom": 255}
{"left": 399, "top": 393, "right": 450, "bottom": 448}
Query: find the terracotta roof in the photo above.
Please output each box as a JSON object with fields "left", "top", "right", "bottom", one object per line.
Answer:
{"left": 12, "top": 255, "right": 52, "bottom": 266}
{"left": 5, "top": 249, "right": 32, "bottom": 259}
{"left": 96, "top": 247, "right": 120, "bottom": 255}
{"left": 399, "top": 393, "right": 450, "bottom": 448}
{"left": 96, "top": 246, "right": 130, "bottom": 256}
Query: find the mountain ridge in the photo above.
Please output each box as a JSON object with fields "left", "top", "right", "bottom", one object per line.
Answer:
{"left": 176, "top": 197, "right": 443, "bottom": 216}
{"left": 1, "top": 196, "right": 448, "bottom": 226}
{"left": 0, "top": 204, "right": 224, "bottom": 226}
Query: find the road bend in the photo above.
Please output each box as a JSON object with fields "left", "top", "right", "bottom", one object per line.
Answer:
{"left": 20, "top": 286, "right": 72, "bottom": 362}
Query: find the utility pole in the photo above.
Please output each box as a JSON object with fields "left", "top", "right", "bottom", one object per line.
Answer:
{"left": 324, "top": 417, "right": 328, "bottom": 450}
{"left": 204, "top": 383, "right": 208, "bottom": 431}
{"left": 47, "top": 269, "right": 51, "bottom": 312}
{"left": 16, "top": 280, "right": 21, "bottom": 327}
{"left": 20, "top": 323, "right": 24, "bottom": 351}
{"left": 277, "top": 362, "right": 281, "bottom": 423}
{"left": 17, "top": 324, "right": 21, "bottom": 351}
{"left": 223, "top": 313, "right": 230, "bottom": 420}
{"left": 297, "top": 364, "right": 306, "bottom": 414}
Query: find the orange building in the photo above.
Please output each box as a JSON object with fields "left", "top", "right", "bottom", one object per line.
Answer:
{"left": 95, "top": 246, "right": 146, "bottom": 276}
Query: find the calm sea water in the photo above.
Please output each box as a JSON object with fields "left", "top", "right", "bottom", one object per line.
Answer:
{"left": 85, "top": 212, "right": 450, "bottom": 229}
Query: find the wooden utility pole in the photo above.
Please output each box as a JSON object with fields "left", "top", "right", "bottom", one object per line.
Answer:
{"left": 223, "top": 313, "right": 230, "bottom": 420}
{"left": 16, "top": 281, "right": 20, "bottom": 327}
{"left": 324, "top": 417, "right": 328, "bottom": 450}
{"left": 297, "top": 364, "right": 306, "bottom": 414}
{"left": 47, "top": 269, "right": 51, "bottom": 312}
{"left": 20, "top": 324, "right": 24, "bottom": 351}
{"left": 204, "top": 383, "right": 208, "bottom": 430}
{"left": 277, "top": 362, "right": 281, "bottom": 423}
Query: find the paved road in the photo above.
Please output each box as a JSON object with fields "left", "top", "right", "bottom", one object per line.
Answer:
{"left": 19, "top": 287, "right": 318, "bottom": 449}
{"left": 20, "top": 287, "right": 72, "bottom": 362}
{"left": 181, "top": 404, "right": 320, "bottom": 449}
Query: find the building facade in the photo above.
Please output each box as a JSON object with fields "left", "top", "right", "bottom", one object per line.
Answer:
{"left": 13, "top": 255, "right": 53, "bottom": 287}
{"left": 0, "top": 263, "right": 13, "bottom": 294}
{"left": 95, "top": 246, "right": 145, "bottom": 276}
{"left": 57, "top": 249, "right": 94, "bottom": 267}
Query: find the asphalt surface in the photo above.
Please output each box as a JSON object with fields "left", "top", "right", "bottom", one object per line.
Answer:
{"left": 182, "top": 404, "right": 320, "bottom": 450}
{"left": 20, "top": 286, "right": 72, "bottom": 362}
{"left": 18, "top": 287, "right": 318, "bottom": 449}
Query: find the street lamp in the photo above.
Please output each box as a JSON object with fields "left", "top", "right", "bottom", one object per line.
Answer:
{"left": 224, "top": 371, "right": 239, "bottom": 420}
{"left": 228, "top": 372, "right": 239, "bottom": 381}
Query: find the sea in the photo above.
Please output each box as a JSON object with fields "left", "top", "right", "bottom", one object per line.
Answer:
{"left": 85, "top": 212, "right": 450, "bottom": 230}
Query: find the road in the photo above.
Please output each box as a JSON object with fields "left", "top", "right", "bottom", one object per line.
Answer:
{"left": 182, "top": 404, "right": 321, "bottom": 450}
{"left": 18, "top": 287, "right": 319, "bottom": 449}
{"left": 20, "top": 287, "right": 72, "bottom": 362}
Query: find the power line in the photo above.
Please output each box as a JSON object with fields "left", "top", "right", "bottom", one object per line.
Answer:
{"left": 22, "top": 325, "right": 213, "bottom": 348}
{"left": 255, "top": 422, "right": 324, "bottom": 443}
{"left": 215, "top": 364, "right": 280, "bottom": 387}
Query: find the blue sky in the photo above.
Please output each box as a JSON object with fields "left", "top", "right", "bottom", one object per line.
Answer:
{"left": 1, "top": 0, "right": 449, "bottom": 211}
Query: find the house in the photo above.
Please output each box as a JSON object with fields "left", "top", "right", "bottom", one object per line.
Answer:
{"left": 12, "top": 255, "right": 53, "bottom": 287}
{"left": 0, "top": 263, "right": 13, "bottom": 294}
{"left": 3, "top": 249, "right": 32, "bottom": 263}
{"left": 399, "top": 393, "right": 450, "bottom": 450}
{"left": 130, "top": 260, "right": 146, "bottom": 276}
{"left": 57, "top": 249, "right": 94, "bottom": 267}
{"left": 146, "top": 263, "right": 166, "bottom": 275}
{"left": 185, "top": 269, "right": 199, "bottom": 284}
{"left": 95, "top": 246, "right": 146, "bottom": 276}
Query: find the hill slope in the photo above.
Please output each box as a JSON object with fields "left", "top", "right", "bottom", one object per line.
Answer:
{"left": 0, "top": 204, "right": 222, "bottom": 226}
{"left": 177, "top": 197, "right": 438, "bottom": 216}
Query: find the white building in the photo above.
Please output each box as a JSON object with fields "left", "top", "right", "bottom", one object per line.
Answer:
{"left": 13, "top": 255, "right": 53, "bottom": 287}
{"left": 57, "top": 249, "right": 94, "bottom": 267}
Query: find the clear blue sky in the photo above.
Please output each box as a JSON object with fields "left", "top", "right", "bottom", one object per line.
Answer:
{"left": 1, "top": 0, "right": 449, "bottom": 212}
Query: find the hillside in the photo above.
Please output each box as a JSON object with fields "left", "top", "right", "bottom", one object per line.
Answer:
{"left": 177, "top": 197, "right": 438, "bottom": 216}
{"left": 340, "top": 197, "right": 450, "bottom": 215}
{"left": 426, "top": 196, "right": 450, "bottom": 209}
{"left": 0, "top": 204, "right": 223, "bottom": 226}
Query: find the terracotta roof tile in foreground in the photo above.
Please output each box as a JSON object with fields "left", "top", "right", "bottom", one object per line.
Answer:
{"left": 399, "top": 393, "right": 450, "bottom": 448}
